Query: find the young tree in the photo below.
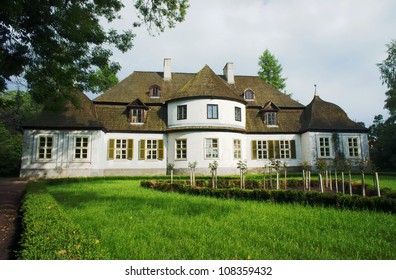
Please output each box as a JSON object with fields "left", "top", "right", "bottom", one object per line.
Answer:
{"left": 0, "top": 0, "right": 189, "bottom": 106}
{"left": 258, "top": 49, "right": 287, "bottom": 91}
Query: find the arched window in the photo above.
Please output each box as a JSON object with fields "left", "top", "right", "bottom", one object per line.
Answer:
{"left": 149, "top": 85, "right": 161, "bottom": 98}
{"left": 244, "top": 89, "right": 254, "bottom": 100}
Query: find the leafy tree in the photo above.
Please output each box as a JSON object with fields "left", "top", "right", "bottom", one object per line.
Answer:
{"left": 0, "top": 0, "right": 189, "bottom": 106}
{"left": 258, "top": 49, "right": 287, "bottom": 91}
{"left": 370, "top": 39, "right": 396, "bottom": 170}
{"left": 87, "top": 65, "right": 120, "bottom": 94}
{"left": 377, "top": 39, "right": 396, "bottom": 122}
{"left": 0, "top": 90, "right": 42, "bottom": 176}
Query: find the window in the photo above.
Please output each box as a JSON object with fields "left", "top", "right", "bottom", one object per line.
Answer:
{"left": 207, "top": 104, "right": 218, "bottom": 119}
{"left": 149, "top": 85, "right": 160, "bottom": 98}
{"left": 233, "top": 139, "right": 241, "bottom": 159}
{"left": 318, "top": 137, "right": 331, "bottom": 157}
{"left": 38, "top": 136, "right": 53, "bottom": 159}
{"left": 235, "top": 107, "right": 241, "bottom": 122}
{"left": 252, "top": 140, "right": 296, "bottom": 160}
{"left": 205, "top": 138, "right": 219, "bottom": 159}
{"left": 347, "top": 137, "right": 359, "bottom": 157}
{"left": 108, "top": 139, "right": 133, "bottom": 160}
{"left": 266, "top": 112, "right": 277, "bottom": 126}
{"left": 139, "top": 139, "right": 164, "bottom": 160}
{"left": 131, "top": 109, "right": 144, "bottom": 123}
{"left": 176, "top": 139, "right": 187, "bottom": 160}
{"left": 244, "top": 89, "right": 254, "bottom": 100}
{"left": 146, "top": 140, "right": 158, "bottom": 160}
{"left": 177, "top": 105, "right": 187, "bottom": 120}
{"left": 279, "top": 140, "right": 290, "bottom": 159}
{"left": 256, "top": 140, "right": 268, "bottom": 159}
{"left": 74, "top": 137, "right": 89, "bottom": 159}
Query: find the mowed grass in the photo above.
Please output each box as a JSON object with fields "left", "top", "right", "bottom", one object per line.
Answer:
{"left": 46, "top": 180, "right": 396, "bottom": 260}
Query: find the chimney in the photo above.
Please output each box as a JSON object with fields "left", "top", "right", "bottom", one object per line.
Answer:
{"left": 163, "top": 58, "right": 172, "bottom": 81}
{"left": 223, "top": 62, "right": 234, "bottom": 84}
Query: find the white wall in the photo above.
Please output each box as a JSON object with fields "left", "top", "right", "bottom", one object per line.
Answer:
{"left": 167, "top": 98, "right": 246, "bottom": 129}
{"left": 167, "top": 131, "right": 245, "bottom": 174}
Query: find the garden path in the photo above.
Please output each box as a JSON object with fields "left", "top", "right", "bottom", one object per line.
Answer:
{"left": 0, "top": 178, "right": 26, "bottom": 260}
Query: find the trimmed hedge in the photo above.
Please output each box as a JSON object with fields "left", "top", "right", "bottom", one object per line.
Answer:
{"left": 141, "top": 181, "right": 396, "bottom": 214}
{"left": 17, "top": 181, "right": 110, "bottom": 260}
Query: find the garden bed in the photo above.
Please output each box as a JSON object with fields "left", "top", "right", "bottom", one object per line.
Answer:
{"left": 141, "top": 180, "right": 396, "bottom": 214}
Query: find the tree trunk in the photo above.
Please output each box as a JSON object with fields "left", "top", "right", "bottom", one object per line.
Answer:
{"left": 348, "top": 171, "right": 352, "bottom": 196}
{"left": 375, "top": 172, "right": 381, "bottom": 197}
{"left": 319, "top": 173, "right": 323, "bottom": 193}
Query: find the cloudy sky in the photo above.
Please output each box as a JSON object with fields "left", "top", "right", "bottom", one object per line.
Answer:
{"left": 107, "top": 0, "right": 396, "bottom": 126}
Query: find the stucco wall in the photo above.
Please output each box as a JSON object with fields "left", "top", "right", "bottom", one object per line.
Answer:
{"left": 167, "top": 98, "right": 246, "bottom": 129}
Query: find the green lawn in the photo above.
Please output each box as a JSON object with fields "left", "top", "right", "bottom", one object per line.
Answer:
{"left": 42, "top": 179, "right": 396, "bottom": 260}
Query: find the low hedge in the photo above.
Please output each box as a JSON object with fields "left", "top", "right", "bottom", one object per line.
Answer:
{"left": 141, "top": 181, "right": 396, "bottom": 214}
{"left": 17, "top": 181, "right": 110, "bottom": 260}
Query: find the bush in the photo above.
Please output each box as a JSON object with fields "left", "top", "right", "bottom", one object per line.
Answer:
{"left": 140, "top": 180, "right": 396, "bottom": 214}
{"left": 18, "top": 181, "right": 110, "bottom": 260}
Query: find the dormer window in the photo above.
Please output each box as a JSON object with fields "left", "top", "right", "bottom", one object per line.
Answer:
{"left": 244, "top": 89, "right": 255, "bottom": 100}
{"left": 128, "top": 99, "right": 148, "bottom": 124}
{"left": 131, "top": 109, "right": 144, "bottom": 123}
{"left": 261, "top": 101, "right": 279, "bottom": 127}
{"left": 149, "top": 85, "right": 161, "bottom": 98}
{"left": 266, "top": 112, "right": 277, "bottom": 126}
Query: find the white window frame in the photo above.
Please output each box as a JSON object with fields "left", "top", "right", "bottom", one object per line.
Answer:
{"left": 74, "top": 136, "right": 90, "bottom": 160}
{"left": 318, "top": 136, "right": 332, "bottom": 158}
{"left": 347, "top": 137, "right": 360, "bottom": 158}
{"left": 115, "top": 139, "right": 128, "bottom": 159}
{"left": 146, "top": 139, "right": 158, "bottom": 160}
{"left": 175, "top": 139, "right": 187, "bottom": 160}
{"left": 256, "top": 140, "right": 268, "bottom": 159}
{"left": 279, "top": 140, "right": 291, "bottom": 159}
{"left": 205, "top": 138, "right": 219, "bottom": 159}
{"left": 244, "top": 89, "right": 254, "bottom": 100}
{"left": 37, "top": 135, "right": 54, "bottom": 160}
{"left": 233, "top": 139, "right": 242, "bottom": 159}
{"left": 266, "top": 112, "right": 277, "bottom": 126}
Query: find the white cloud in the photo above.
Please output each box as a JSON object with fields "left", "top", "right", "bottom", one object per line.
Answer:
{"left": 107, "top": 0, "right": 396, "bottom": 126}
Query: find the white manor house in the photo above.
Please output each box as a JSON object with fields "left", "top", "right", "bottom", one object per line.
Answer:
{"left": 20, "top": 59, "right": 369, "bottom": 178}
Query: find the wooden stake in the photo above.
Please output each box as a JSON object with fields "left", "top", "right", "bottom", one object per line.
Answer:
{"left": 335, "top": 170, "right": 338, "bottom": 193}
{"left": 361, "top": 172, "right": 365, "bottom": 196}
{"left": 375, "top": 172, "right": 381, "bottom": 197}
{"left": 348, "top": 171, "right": 352, "bottom": 196}
{"left": 341, "top": 172, "right": 345, "bottom": 194}
{"left": 319, "top": 173, "right": 324, "bottom": 193}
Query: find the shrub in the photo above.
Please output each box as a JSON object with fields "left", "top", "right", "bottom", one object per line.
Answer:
{"left": 18, "top": 181, "right": 110, "bottom": 260}
{"left": 140, "top": 181, "right": 396, "bottom": 214}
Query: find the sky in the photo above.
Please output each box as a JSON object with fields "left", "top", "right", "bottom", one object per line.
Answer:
{"left": 106, "top": 0, "right": 396, "bottom": 126}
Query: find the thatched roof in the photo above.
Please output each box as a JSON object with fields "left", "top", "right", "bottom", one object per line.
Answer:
{"left": 24, "top": 65, "right": 367, "bottom": 134}
{"left": 301, "top": 95, "right": 367, "bottom": 132}
{"left": 169, "top": 65, "right": 246, "bottom": 103}
{"left": 23, "top": 91, "right": 103, "bottom": 130}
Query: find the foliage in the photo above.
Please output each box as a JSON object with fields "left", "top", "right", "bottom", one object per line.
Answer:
{"left": 0, "top": 90, "right": 42, "bottom": 176}
{"left": 0, "top": 121, "right": 22, "bottom": 176}
{"left": 86, "top": 65, "right": 119, "bottom": 94}
{"left": 0, "top": 0, "right": 189, "bottom": 107}
{"left": 40, "top": 179, "right": 396, "bottom": 259}
{"left": 377, "top": 39, "right": 396, "bottom": 120}
{"left": 258, "top": 49, "right": 287, "bottom": 92}
{"left": 142, "top": 180, "right": 396, "bottom": 214}
{"left": 18, "top": 181, "right": 110, "bottom": 260}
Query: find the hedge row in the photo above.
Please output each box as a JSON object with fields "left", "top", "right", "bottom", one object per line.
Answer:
{"left": 17, "top": 181, "right": 110, "bottom": 260}
{"left": 140, "top": 181, "right": 396, "bottom": 214}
